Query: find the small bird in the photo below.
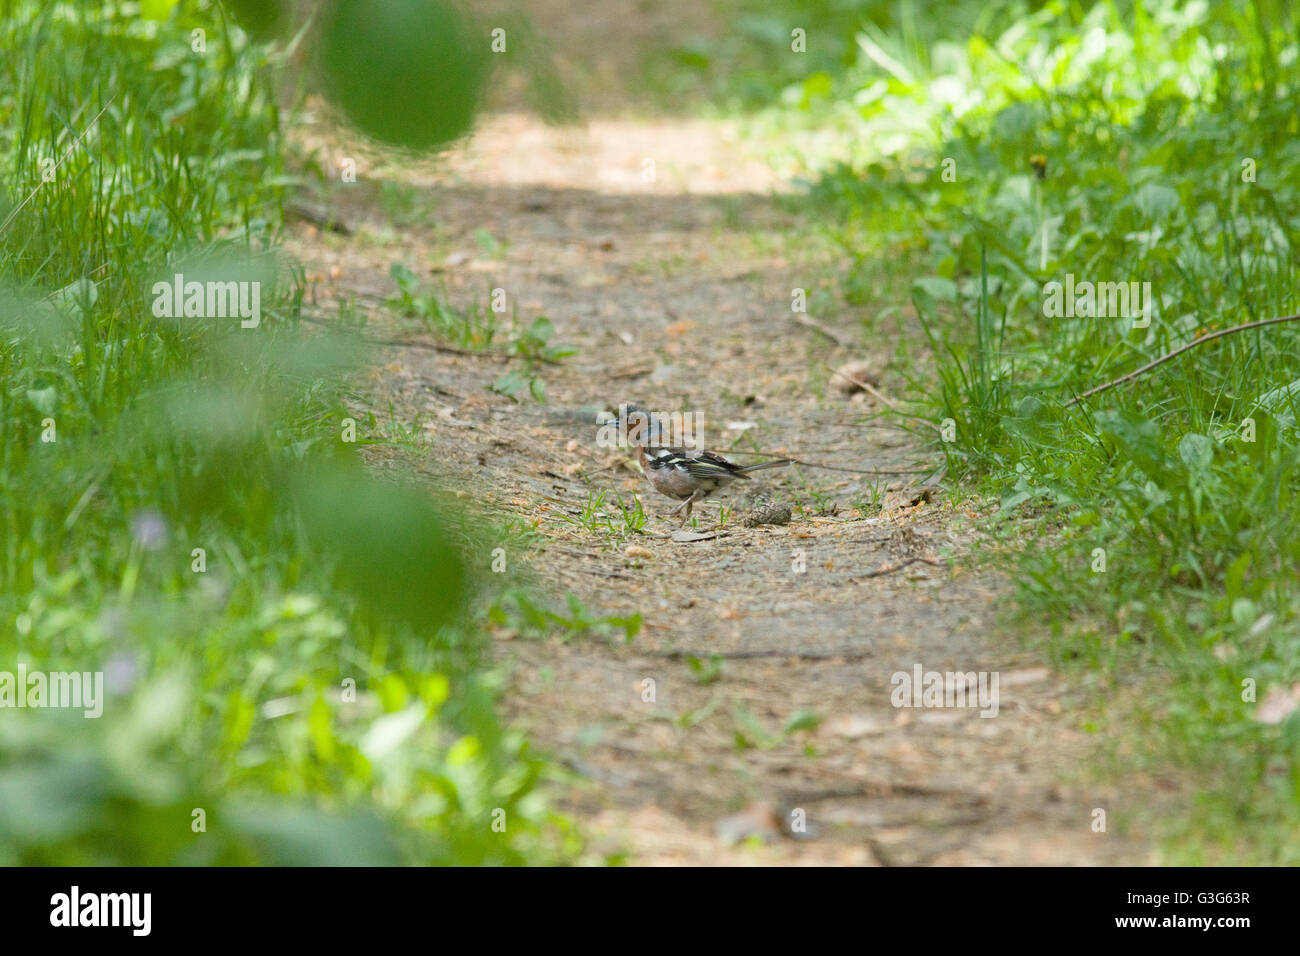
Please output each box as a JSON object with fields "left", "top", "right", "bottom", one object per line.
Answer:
{"left": 611, "top": 405, "right": 792, "bottom": 524}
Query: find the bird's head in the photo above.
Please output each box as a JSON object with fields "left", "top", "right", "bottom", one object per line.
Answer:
{"left": 602, "top": 401, "right": 655, "bottom": 445}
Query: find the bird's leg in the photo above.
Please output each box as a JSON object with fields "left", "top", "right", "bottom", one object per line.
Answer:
{"left": 673, "top": 491, "right": 701, "bottom": 526}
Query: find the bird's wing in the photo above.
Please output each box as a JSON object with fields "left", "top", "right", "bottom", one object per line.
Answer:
{"left": 644, "top": 446, "right": 750, "bottom": 480}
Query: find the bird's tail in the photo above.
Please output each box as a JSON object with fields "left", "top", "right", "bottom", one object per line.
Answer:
{"left": 736, "top": 458, "right": 793, "bottom": 475}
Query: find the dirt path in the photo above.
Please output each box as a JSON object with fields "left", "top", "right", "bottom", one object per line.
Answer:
{"left": 283, "top": 7, "right": 1153, "bottom": 865}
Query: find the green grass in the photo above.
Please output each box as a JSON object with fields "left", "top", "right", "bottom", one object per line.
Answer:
{"left": 384, "top": 262, "right": 577, "bottom": 403}
{"left": 387, "top": 263, "right": 500, "bottom": 349}
{"left": 488, "top": 587, "right": 643, "bottom": 645}
{"left": 0, "top": 0, "right": 573, "bottom": 865}
{"left": 761, "top": 0, "right": 1300, "bottom": 861}
{"left": 558, "top": 489, "right": 649, "bottom": 541}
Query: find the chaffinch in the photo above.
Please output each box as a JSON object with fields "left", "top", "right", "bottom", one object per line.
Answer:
{"left": 606, "top": 404, "right": 792, "bottom": 524}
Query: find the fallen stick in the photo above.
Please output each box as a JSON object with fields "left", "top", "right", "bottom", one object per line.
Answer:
{"left": 849, "top": 555, "right": 945, "bottom": 580}
{"left": 286, "top": 199, "right": 353, "bottom": 235}
{"left": 827, "top": 365, "right": 934, "bottom": 427}
{"left": 753, "top": 456, "right": 938, "bottom": 476}
{"left": 793, "top": 314, "right": 854, "bottom": 347}
{"left": 650, "top": 647, "right": 875, "bottom": 661}
{"left": 298, "top": 313, "right": 501, "bottom": 358}
{"left": 1067, "top": 312, "right": 1300, "bottom": 405}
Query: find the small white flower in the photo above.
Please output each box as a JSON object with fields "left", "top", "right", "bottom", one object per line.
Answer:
{"left": 129, "top": 509, "right": 168, "bottom": 551}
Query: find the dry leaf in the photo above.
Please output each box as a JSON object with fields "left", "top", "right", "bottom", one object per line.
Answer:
{"left": 672, "top": 530, "right": 721, "bottom": 543}
{"left": 1001, "top": 668, "right": 1051, "bottom": 687}
{"left": 716, "top": 803, "right": 780, "bottom": 845}
{"left": 1256, "top": 685, "right": 1300, "bottom": 725}
{"left": 823, "top": 714, "right": 886, "bottom": 739}
{"left": 833, "top": 360, "right": 879, "bottom": 395}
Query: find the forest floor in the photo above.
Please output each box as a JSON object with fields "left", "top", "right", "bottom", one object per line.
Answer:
{"left": 283, "top": 0, "right": 1156, "bottom": 865}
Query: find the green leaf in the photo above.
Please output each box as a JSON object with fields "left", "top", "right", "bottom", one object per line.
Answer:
{"left": 1133, "top": 181, "right": 1180, "bottom": 220}
{"left": 140, "top": 0, "right": 180, "bottom": 20}
{"left": 1230, "top": 598, "right": 1257, "bottom": 627}
{"left": 526, "top": 316, "right": 554, "bottom": 342}
{"left": 490, "top": 370, "right": 528, "bottom": 398}
{"left": 1177, "top": 432, "right": 1213, "bottom": 472}
{"left": 782, "top": 709, "right": 823, "bottom": 735}
{"left": 226, "top": 803, "right": 402, "bottom": 866}
{"left": 1095, "top": 410, "right": 1168, "bottom": 482}
{"left": 1224, "top": 553, "right": 1250, "bottom": 602}
{"left": 25, "top": 387, "right": 57, "bottom": 416}
{"left": 912, "top": 276, "right": 959, "bottom": 302}
{"left": 388, "top": 262, "right": 419, "bottom": 294}
{"left": 686, "top": 653, "right": 723, "bottom": 684}
{"left": 308, "top": 695, "right": 336, "bottom": 762}
{"left": 474, "top": 228, "right": 503, "bottom": 256}
{"left": 290, "top": 466, "right": 466, "bottom": 633}
{"left": 360, "top": 704, "right": 425, "bottom": 761}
